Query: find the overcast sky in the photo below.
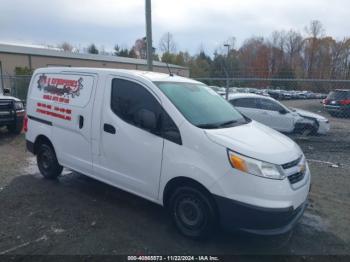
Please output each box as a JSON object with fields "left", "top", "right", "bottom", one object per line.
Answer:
{"left": 0, "top": 0, "right": 349, "bottom": 54}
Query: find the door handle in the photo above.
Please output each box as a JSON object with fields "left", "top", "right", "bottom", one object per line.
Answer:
{"left": 103, "top": 123, "right": 116, "bottom": 134}
{"left": 79, "top": 115, "right": 84, "bottom": 129}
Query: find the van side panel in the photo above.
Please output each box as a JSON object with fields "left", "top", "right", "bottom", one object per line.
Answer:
{"left": 158, "top": 122, "right": 230, "bottom": 204}
{"left": 27, "top": 72, "right": 96, "bottom": 175}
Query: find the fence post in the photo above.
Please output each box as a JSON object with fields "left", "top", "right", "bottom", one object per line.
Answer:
{"left": 225, "top": 77, "right": 230, "bottom": 100}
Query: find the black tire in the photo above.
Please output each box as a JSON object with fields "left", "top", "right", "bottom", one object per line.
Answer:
{"left": 7, "top": 121, "right": 23, "bottom": 134}
{"left": 37, "top": 143, "right": 63, "bottom": 179}
{"left": 168, "top": 186, "right": 217, "bottom": 239}
{"left": 329, "top": 111, "right": 339, "bottom": 117}
{"left": 303, "top": 123, "right": 318, "bottom": 136}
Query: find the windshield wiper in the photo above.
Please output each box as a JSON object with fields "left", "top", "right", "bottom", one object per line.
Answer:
{"left": 217, "top": 120, "right": 237, "bottom": 127}
{"left": 196, "top": 123, "right": 220, "bottom": 129}
{"left": 197, "top": 120, "right": 238, "bottom": 129}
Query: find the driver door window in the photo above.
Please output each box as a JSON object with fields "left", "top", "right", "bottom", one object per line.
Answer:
{"left": 111, "top": 78, "right": 181, "bottom": 144}
{"left": 111, "top": 79, "right": 162, "bottom": 132}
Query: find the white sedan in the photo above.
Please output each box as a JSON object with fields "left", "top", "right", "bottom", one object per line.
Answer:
{"left": 228, "top": 93, "right": 330, "bottom": 135}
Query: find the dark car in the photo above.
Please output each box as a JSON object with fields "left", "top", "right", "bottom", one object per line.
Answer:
{"left": 323, "top": 89, "right": 350, "bottom": 117}
{"left": 0, "top": 88, "right": 25, "bottom": 134}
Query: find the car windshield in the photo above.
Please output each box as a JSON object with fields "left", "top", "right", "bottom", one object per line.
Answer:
{"left": 154, "top": 81, "right": 248, "bottom": 129}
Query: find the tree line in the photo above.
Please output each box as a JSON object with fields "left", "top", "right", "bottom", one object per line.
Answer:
{"left": 56, "top": 20, "right": 350, "bottom": 83}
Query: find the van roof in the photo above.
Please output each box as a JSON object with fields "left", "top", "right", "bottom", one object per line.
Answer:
{"left": 34, "top": 67, "right": 201, "bottom": 84}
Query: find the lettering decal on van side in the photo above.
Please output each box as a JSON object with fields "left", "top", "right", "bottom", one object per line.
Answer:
{"left": 37, "top": 74, "right": 83, "bottom": 99}
{"left": 36, "top": 102, "right": 72, "bottom": 121}
{"left": 43, "top": 94, "right": 69, "bottom": 104}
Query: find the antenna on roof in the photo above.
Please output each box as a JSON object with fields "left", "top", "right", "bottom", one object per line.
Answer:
{"left": 165, "top": 62, "right": 174, "bottom": 77}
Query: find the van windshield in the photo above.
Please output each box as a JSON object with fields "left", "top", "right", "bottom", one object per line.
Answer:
{"left": 154, "top": 81, "right": 248, "bottom": 129}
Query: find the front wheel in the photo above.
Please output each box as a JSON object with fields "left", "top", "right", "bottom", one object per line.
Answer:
{"left": 37, "top": 143, "right": 63, "bottom": 179}
{"left": 168, "top": 186, "right": 217, "bottom": 239}
{"left": 301, "top": 125, "right": 318, "bottom": 136}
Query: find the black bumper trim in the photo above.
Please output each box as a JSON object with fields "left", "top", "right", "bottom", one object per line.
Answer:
{"left": 214, "top": 194, "right": 307, "bottom": 235}
{"left": 26, "top": 140, "right": 35, "bottom": 154}
{"left": 27, "top": 115, "right": 52, "bottom": 126}
{"left": 0, "top": 115, "right": 24, "bottom": 126}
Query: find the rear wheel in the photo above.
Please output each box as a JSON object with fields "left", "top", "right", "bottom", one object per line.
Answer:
{"left": 329, "top": 111, "right": 339, "bottom": 117}
{"left": 168, "top": 186, "right": 217, "bottom": 239}
{"left": 37, "top": 143, "right": 63, "bottom": 179}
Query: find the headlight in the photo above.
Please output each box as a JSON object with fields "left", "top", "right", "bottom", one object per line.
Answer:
{"left": 14, "top": 101, "right": 24, "bottom": 111}
{"left": 227, "top": 150, "right": 286, "bottom": 180}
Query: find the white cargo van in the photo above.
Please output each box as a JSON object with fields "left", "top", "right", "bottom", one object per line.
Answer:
{"left": 25, "top": 68, "right": 310, "bottom": 238}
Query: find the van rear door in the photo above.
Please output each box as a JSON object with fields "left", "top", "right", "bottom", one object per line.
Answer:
{"left": 29, "top": 72, "right": 96, "bottom": 175}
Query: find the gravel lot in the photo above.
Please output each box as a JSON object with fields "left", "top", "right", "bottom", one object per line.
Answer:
{"left": 0, "top": 99, "right": 349, "bottom": 256}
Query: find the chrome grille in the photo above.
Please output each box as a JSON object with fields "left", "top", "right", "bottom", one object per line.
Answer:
{"left": 288, "top": 171, "right": 306, "bottom": 184}
{"left": 0, "top": 100, "right": 13, "bottom": 111}
{"left": 282, "top": 156, "right": 302, "bottom": 169}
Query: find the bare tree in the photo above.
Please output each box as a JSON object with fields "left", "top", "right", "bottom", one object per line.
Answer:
{"left": 159, "top": 32, "right": 177, "bottom": 53}
{"left": 285, "top": 30, "right": 303, "bottom": 69}
{"left": 133, "top": 37, "right": 147, "bottom": 59}
{"left": 305, "top": 20, "right": 324, "bottom": 39}
{"left": 58, "top": 42, "right": 74, "bottom": 52}
{"left": 268, "top": 31, "right": 286, "bottom": 76}
{"left": 304, "top": 20, "right": 325, "bottom": 77}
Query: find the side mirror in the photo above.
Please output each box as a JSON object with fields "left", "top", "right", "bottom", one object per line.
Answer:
{"left": 3, "top": 88, "right": 10, "bottom": 95}
{"left": 136, "top": 109, "right": 157, "bottom": 131}
{"left": 279, "top": 108, "right": 288, "bottom": 114}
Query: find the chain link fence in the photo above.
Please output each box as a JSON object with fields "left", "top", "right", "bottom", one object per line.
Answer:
{"left": 0, "top": 75, "right": 32, "bottom": 101}
{"left": 195, "top": 77, "right": 350, "bottom": 118}
{"left": 0, "top": 74, "right": 349, "bottom": 175}
{"left": 1, "top": 74, "right": 349, "bottom": 121}
{"left": 194, "top": 77, "right": 350, "bottom": 92}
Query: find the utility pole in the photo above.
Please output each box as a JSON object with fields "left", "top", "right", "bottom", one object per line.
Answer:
{"left": 224, "top": 44, "right": 230, "bottom": 100}
{"left": 145, "top": 0, "right": 153, "bottom": 71}
{"left": 167, "top": 32, "right": 170, "bottom": 53}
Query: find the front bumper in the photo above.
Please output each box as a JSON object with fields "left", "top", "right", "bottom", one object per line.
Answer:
{"left": 325, "top": 105, "right": 350, "bottom": 114}
{"left": 0, "top": 111, "right": 15, "bottom": 125}
{"left": 214, "top": 195, "right": 307, "bottom": 235}
{"left": 0, "top": 110, "right": 24, "bottom": 126}
{"left": 317, "top": 121, "right": 330, "bottom": 134}
{"left": 209, "top": 159, "right": 310, "bottom": 235}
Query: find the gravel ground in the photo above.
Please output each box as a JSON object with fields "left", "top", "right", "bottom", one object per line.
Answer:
{"left": 0, "top": 99, "right": 349, "bottom": 256}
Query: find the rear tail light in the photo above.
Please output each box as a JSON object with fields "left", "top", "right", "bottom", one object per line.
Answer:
{"left": 24, "top": 114, "right": 28, "bottom": 132}
{"left": 339, "top": 99, "right": 350, "bottom": 105}
{"left": 323, "top": 99, "right": 329, "bottom": 105}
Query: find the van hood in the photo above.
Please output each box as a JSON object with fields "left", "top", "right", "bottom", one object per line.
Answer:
{"left": 205, "top": 121, "right": 302, "bottom": 165}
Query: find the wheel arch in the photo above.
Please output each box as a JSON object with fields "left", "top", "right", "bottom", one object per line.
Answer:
{"left": 162, "top": 176, "right": 215, "bottom": 209}
{"left": 33, "top": 134, "right": 55, "bottom": 155}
